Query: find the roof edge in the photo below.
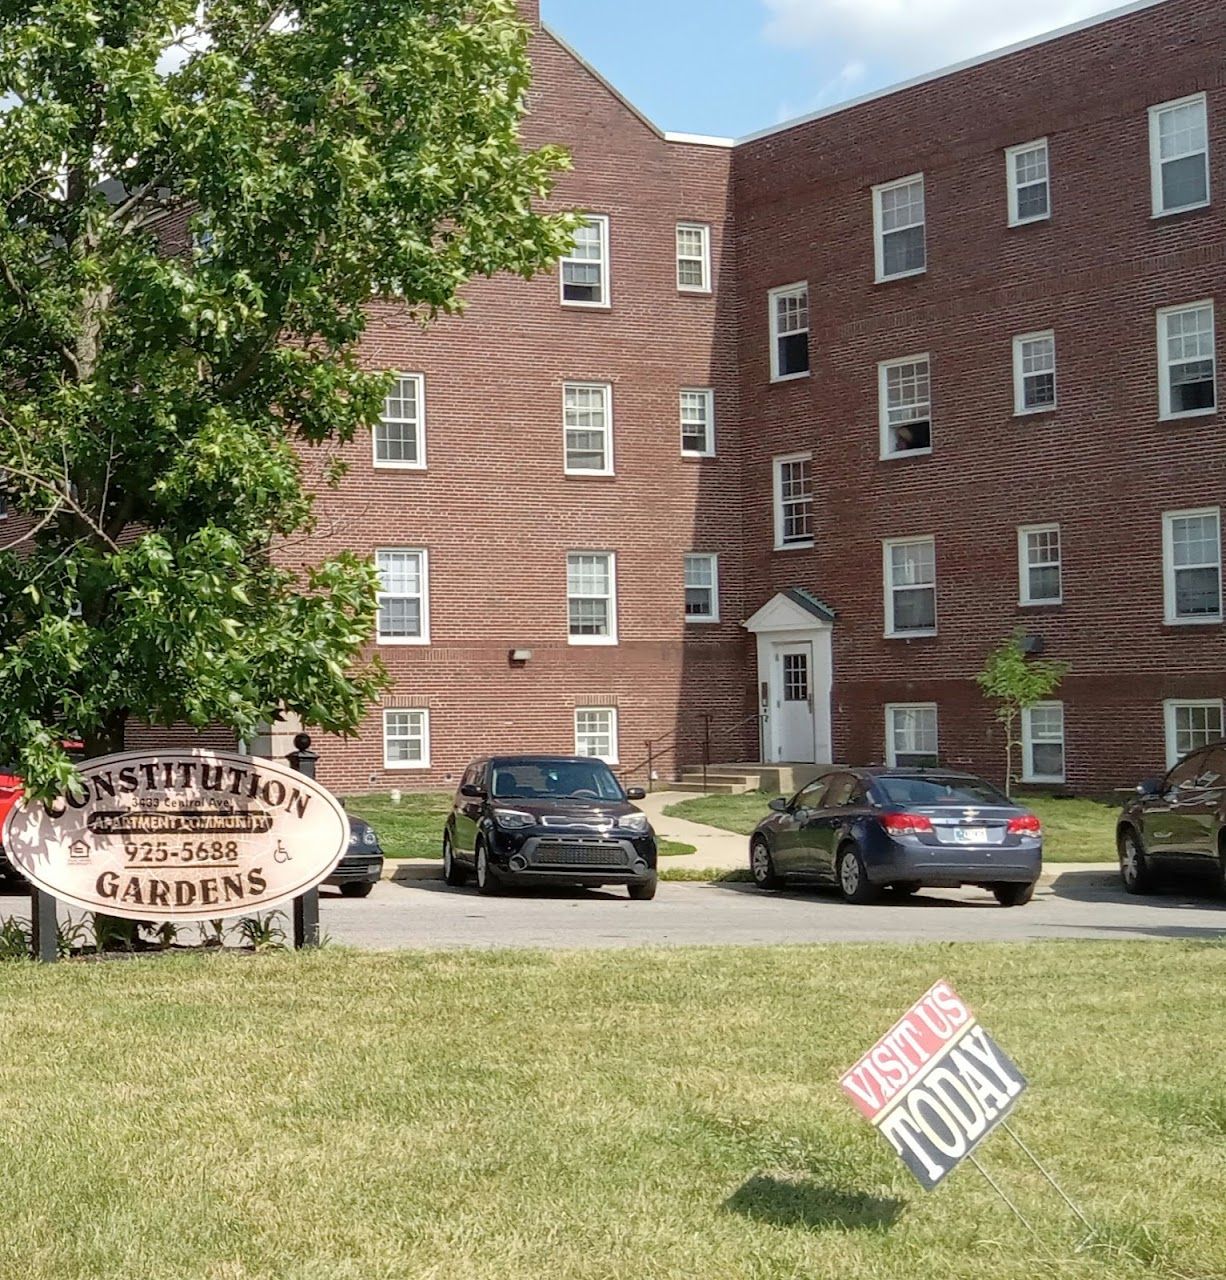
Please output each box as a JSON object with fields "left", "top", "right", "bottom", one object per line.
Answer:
{"left": 736, "top": 0, "right": 1172, "bottom": 145}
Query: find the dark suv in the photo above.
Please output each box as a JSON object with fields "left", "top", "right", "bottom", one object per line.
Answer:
{"left": 1117, "top": 740, "right": 1226, "bottom": 894}
{"left": 442, "top": 756, "right": 658, "bottom": 899}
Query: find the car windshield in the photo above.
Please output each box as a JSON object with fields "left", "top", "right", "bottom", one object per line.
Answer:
{"left": 489, "top": 760, "right": 625, "bottom": 802}
{"left": 874, "top": 775, "right": 1010, "bottom": 806}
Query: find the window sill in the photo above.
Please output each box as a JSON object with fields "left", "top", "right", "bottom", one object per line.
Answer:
{"left": 879, "top": 447, "right": 933, "bottom": 462}
{"left": 678, "top": 286, "right": 713, "bottom": 297}
{"left": 1160, "top": 407, "right": 1218, "bottom": 422}
{"left": 560, "top": 300, "right": 612, "bottom": 311}
{"left": 568, "top": 636, "right": 619, "bottom": 647}
{"left": 681, "top": 450, "right": 716, "bottom": 461}
{"left": 1014, "top": 406, "right": 1057, "bottom": 418}
{"left": 875, "top": 267, "right": 927, "bottom": 285}
{"left": 770, "top": 371, "right": 810, "bottom": 385}
{"left": 1019, "top": 599, "right": 1063, "bottom": 609}
{"left": 1151, "top": 200, "right": 1211, "bottom": 220}
{"left": 377, "top": 637, "right": 431, "bottom": 647}
{"left": 373, "top": 461, "right": 428, "bottom": 472}
{"left": 1163, "top": 617, "right": 1223, "bottom": 628}
{"left": 564, "top": 469, "right": 617, "bottom": 479}
{"left": 774, "top": 540, "right": 814, "bottom": 552}
{"left": 1008, "top": 214, "right": 1051, "bottom": 229}
{"left": 884, "top": 630, "right": 938, "bottom": 640}
{"left": 1022, "top": 774, "right": 1066, "bottom": 785}
{"left": 685, "top": 618, "right": 721, "bottom": 626}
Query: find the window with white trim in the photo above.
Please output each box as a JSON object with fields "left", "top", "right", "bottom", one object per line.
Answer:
{"left": 769, "top": 283, "right": 810, "bottom": 380}
{"left": 885, "top": 704, "right": 939, "bottom": 767}
{"left": 383, "top": 709, "right": 430, "bottom": 769}
{"left": 884, "top": 537, "right": 937, "bottom": 636}
{"left": 374, "top": 373, "right": 426, "bottom": 468}
{"left": 1018, "top": 524, "right": 1062, "bottom": 606}
{"left": 563, "top": 382, "right": 613, "bottom": 475}
{"left": 1158, "top": 301, "right": 1216, "bottom": 419}
{"left": 567, "top": 552, "right": 617, "bottom": 644}
{"left": 684, "top": 553, "right": 719, "bottom": 623}
{"left": 574, "top": 707, "right": 618, "bottom": 764}
{"left": 1006, "top": 139, "right": 1050, "bottom": 226}
{"left": 773, "top": 452, "right": 813, "bottom": 549}
{"left": 680, "top": 389, "right": 715, "bottom": 457}
{"left": 879, "top": 355, "right": 932, "bottom": 456}
{"left": 1164, "top": 699, "right": 1225, "bottom": 766}
{"left": 376, "top": 549, "right": 429, "bottom": 644}
{"left": 560, "top": 215, "right": 610, "bottom": 307}
{"left": 1022, "top": 703, "right": 1066, "bottom": 783}
{"left": 1013, "top": 331, "right": 1057, "bottom": 414}
{"left": 873, "top": 174, "right": 926, "bottom": 281}
{"left": 676, "top": 222, "right": 711, "bottom": 292}
{"left": 1149, "top": 94, "right": 1210, "bottom": 217}
{"left": 1163, "top": 508, "right": 1222, "bottom": 624}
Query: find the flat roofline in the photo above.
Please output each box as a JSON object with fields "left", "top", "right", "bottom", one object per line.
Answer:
{"left": 737, "top": 0, "right": 1172, "bottom": 144}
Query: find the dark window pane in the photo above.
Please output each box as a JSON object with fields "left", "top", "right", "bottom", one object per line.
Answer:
{"left": 778, "top": 332, "right": 810, "bottom": 377}
{"left": 1162, "top": 155, "right": 1208, "bottom": 211}
{"left": 894, "top": 587, "right": 936, "bottom": 631}
{"left": 891, "top": 419, "right": 931, "bottom": 452}
{"left": 1017, "top": 184, "right": 1049, "bottom": 220}
{"left": 1029, "top": 566, "right": 1061, "bottom": 602}
{"left": 1032, "top": 743, "right": 1064, "bottom": 778}
{"left": 1175, "top": 567, "right": 1221, "bottom": 617}
{"left": 883, "top": 226, "right": 925, "bottom": 276}
{"left": 1025, "top": 373, "right": 1056, "bottom": 408}
{"left": 1171, "top": 362, "right": 1216, "bottom": 413}
{"left": 685, "top": 587, "right": 712, "bottom": 617}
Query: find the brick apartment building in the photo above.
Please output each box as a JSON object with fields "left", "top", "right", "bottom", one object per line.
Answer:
{"left": 290, "top": 0, "right": 1224, "bottom": 796}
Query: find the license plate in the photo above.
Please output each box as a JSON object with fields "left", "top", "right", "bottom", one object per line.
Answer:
{"left": 954, "top": 827, "right": 989, "bottom": 844}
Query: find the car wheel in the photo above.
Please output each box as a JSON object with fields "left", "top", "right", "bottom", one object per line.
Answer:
{"left": 890, "top": 881, "right": 922, "bottom": 897}
{"left": 750, "top": 838, "right": 781, "bottom": 890}
{"left": 442, "top": 832, "right": 469, "bottom": 887}
{"left": 627, "top": 874, "right": 658, "bottom": 901}
{"left": 992, "top": 881, "right": 1035, "bottom": 908}
{"left": 1118, "top": 828, "right": 1153, "bottom": 895}
{"left": 475, "top": 842, "right": 502, "bottom": 897}
{"left": 837, "top": 845, "right": 878, "bottom": 904}
{"left": 339, "top": 882, "right": 374, "bottom": 899}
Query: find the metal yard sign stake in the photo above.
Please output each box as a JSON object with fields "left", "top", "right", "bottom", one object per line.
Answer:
{"left": 968, "top": 1153, "right": 1042, "bottom": 1242}
{"left": 1002, "top": 1122, "right": 1096, "bottom": 1238}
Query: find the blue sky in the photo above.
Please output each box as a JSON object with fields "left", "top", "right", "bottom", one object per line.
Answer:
{"left": 541, "top": 0, "right": 1137, "bottom": 139}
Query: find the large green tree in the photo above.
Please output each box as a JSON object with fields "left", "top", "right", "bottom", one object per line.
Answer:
{"left": 0, "top": 0, "right": 573, "bottom": 794}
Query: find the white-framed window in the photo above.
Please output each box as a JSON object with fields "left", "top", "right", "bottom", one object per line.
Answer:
{"left": 1157, "top": 301, "right": 1216, "bottom": 419}
{"left": 1149, "top": 93, "right": 1210, "bottom": 217}
{"left": 873, "top": 174, "right": 926, "bottom": 281}
{"left": 883, "top": 536, "right": 937, "bottom": 636}
{"left": 567, "top": 551, "right": 617, "bottom": 645}
{"left": 684, "top": 553, "right": 719, "bottom": 623}
{"left": 563, "top": 382, "right": 614, "bottom": 475}
{"left": 680, "top": 388, "right": 715, "bottom": 457}
{"left": 879, "top": 354, "right": 932, "bottom": 457}
{"left": 1006, "top": 139, "right": 1050, "bottom": 226}
{"left": 768, "top": 283, "right": 810, "bottom": 381}
{"left": 1164, "top": 699, "right": 1225, "bottom": 767}
{"left": 1018, "top": 524, "right": 1063, "bottom": 606}
{"left": 773, "top": 452, "right": 813, "bottom": 550}
{"left": 560, "top": 214, "right": 610, "bottom": 307}
{"left": 376, "top": 549, "right": 429, "bottom": 645}
{"left": 1022, "top": 703, "right": 1066, "bottom": 783}
{"left": 383, "top": 708, "right": 431, "bottom": 770}
{"left": 373, "top": 373, "right": 426, "bottom": 469}
{"left": 676, "top": 222, "right": 711, "bottom": 293}
{"left": 575, "top": 707, "right": 619, "bottom": 764}
{"left": 885, "top": 704, "right": 939, "bottom": 768}
{"left": 1013, "top": 331, "right": 1057, "bottom": 414}
{"left": 1163, "top": 508, "right": 1222, "bottom": 624}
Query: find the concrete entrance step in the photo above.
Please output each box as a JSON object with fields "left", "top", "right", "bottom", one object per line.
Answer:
{"left": 677, "top": 762, "right": 838, "bottom": 796}
{"left": 667, "top": 780, "right": 749, "bottom": 795}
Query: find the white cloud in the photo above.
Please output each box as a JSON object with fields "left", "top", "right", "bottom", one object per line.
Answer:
{"left": 762, "top": 0, "right": 1126, "bottom": 72}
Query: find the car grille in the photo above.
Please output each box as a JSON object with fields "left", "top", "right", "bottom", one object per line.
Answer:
{"left": 525, "top": 838, "right": 633, "bottom": 868}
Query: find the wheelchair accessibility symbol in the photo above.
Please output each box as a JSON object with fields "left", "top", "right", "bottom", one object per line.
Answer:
{"left": 273, "top": 840, "right": 292, "bottom": 864}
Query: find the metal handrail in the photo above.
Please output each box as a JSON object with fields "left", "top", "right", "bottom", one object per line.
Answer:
{"left": 619, "top": 711, "right": 766, "bottom": 793}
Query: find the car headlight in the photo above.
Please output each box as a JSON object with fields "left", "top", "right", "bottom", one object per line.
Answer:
{"left": 493, "top": 808, "right": 534, "bottom": 830}
{"left": 619, "top": 813, "right": 651, "bottom": 835}
{"left": 364, "top": 827, "right": 380, "bottom": 847}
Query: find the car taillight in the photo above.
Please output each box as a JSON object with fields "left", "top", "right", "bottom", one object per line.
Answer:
{"left": 882, "top": 812, "right": 935, "bottom": 835}
{"left": 1007, "top": 815, "right": 1042, "bottom": 836}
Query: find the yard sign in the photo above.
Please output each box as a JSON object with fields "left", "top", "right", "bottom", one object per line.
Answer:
{"left": 840, "top": 981, "right": 1027, "bottom": 1190}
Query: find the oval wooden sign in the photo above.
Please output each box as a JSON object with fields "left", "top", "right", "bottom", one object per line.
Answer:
{"left": 2, "top": 750, "right": 350, "bottom": 922}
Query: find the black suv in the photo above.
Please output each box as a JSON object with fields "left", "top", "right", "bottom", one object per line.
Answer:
{"left": 442, "top": 756, "right": 658, "bottom": 899}
{"left": 1117, "top": 740, "right": 1226, "bottom": 894}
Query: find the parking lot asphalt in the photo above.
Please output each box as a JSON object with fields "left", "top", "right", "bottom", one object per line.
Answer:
{"left": 312, "top": 870, "right": 1225, "bottom": 951}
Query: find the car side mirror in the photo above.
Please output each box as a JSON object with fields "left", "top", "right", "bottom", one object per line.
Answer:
{"left": 768, "top": 797, "right": 790, "bottom": 813}
{"left": 460, "top": 783, "right": 485, "bottom": 800}
{"left": 625, "top": 786, "right": 647, "bottom": 801}
{"left": 1137, "top": 778, "right": 1164, "bottom": 798}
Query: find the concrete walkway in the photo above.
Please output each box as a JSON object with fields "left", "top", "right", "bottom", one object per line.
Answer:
{"left": 637, "top": 789, "right": 751, "bottom": 871}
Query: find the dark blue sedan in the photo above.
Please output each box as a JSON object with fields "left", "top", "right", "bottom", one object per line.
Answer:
{"left": 748, "top": 768, "right": 1042, "bottom": 906}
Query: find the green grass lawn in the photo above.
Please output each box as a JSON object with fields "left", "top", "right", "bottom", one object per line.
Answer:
{"left": 0, "top": 942, "right": 1223, "bottom": 1279}
{"left": 345, "top": 793, "right": 694, "bottom": 860}
{"left": 665, "top": 792, "right": 1123, "bottom": 864}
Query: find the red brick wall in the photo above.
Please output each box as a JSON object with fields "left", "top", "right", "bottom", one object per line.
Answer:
{"left": 732, "top": 0, "right": 1226, "bottom": 790}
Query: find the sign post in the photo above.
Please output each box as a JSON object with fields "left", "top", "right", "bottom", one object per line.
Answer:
{"left": 30, "top": 886, "right": 58, "bottom": 964}
{"left": 287, "top": 733, "right": 321, "bottom": 950}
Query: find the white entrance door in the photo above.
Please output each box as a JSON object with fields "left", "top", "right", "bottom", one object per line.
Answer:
{"left": 773, "top": 642, "right": 817, "bottom": 763}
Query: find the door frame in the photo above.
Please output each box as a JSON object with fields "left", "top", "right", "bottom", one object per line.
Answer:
{"left": 744, "top": 594, "right": 834, "bottom": 765}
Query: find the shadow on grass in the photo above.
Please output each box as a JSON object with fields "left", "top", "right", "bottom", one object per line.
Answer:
{"left": 724, "top": 1174, "right": 904, "bottom": 1233}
